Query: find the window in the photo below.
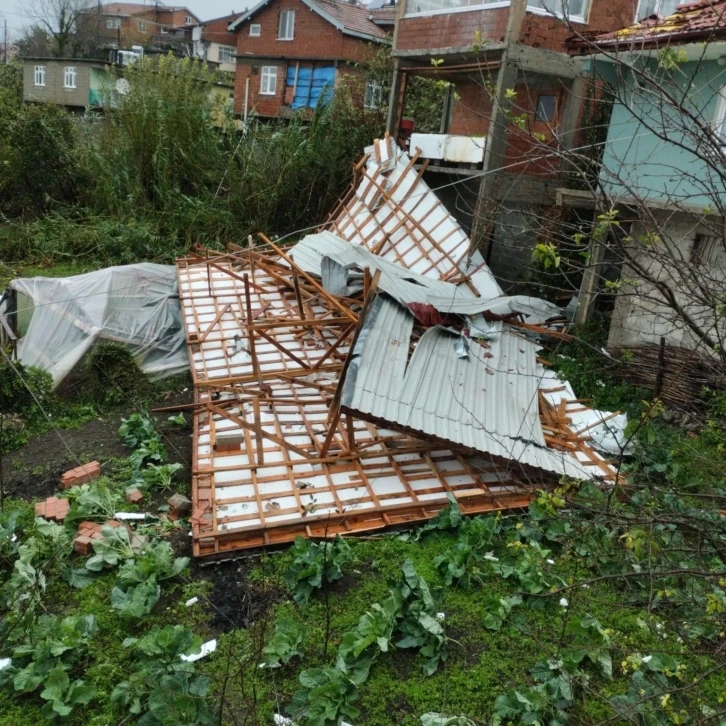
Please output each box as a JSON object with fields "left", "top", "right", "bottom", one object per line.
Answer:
{"left": 635, "top": 0, "right": 677, "bottom": 21}
{"left": 185, "top": 16, "right": 193, "bottom": 24}
{"left": 713, "top": 86, "right": 726, "bottom": 146}
{"left": 63, "top": 66, "right": 77, "bottom": 89}
{"left": 160, "top": 26, "right": 169, "bottom": 33}
{"left": 260, "top": 66, "right": 277, "bottom": 95}
{"left": 106, "top": 16, "right": 121, "bottom": 29}
{"left": 691, "top": 234, "right": 718, "bottom": 265}
{"left": 138, "top": 20, "right": 147, "bottom": 32}
{"left": 250, "top": 23, "right": 261, "bottom": 36}
{"left": 33, "top": 65, "right": 45, "bottom": 87}
{"left": 364, "top": 80, "right": 384, "bottom": 109}
{"left": 406, "top": 0, "right": 507, "bottom": 14}
{"left": 218, "top": 45, "right": 235, "bottom": 63}
{"left": 526, "top": 0, "right": 590, "bottom": 22}
{"left": 278, "top": 10, "right": 295, "bottom": 39}
{"left": 535, "top": 94, "right": 557, "bottom": 122}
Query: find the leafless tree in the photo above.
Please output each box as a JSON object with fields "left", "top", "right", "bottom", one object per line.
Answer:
{"left": 429, "top": 19, "right": 726, "bottom": 400}
{"left": 17, "top": 0, "right": 100, "bottom": 56}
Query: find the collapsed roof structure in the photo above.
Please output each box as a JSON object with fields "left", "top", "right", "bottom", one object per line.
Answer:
{"left": 177, "top": 136, "right": 625, "bottom": 558}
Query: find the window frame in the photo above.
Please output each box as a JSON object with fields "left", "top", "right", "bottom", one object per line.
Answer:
{"left": 34, "top": 65, "right": 46, "bottom": 87}
{"left": 404, "top": 0, "right": 590, "bottom": 23}
{"left": 691, "top": 233, "right": 718, "bottom": 266}
{"left": 260, "top": 65, "right": 278, "bottom": 95}
{"left": 713, "top": 85, "right": 726, "bottom": 150}
{"left": 364, "top": 79, "right": 384, "bottom": 109}
{"left": 105, "top": 16, "right": 121, "bottom": 29}
{"left": 63, "top": 66, "right": 77, "bottom": 89}
{"left": 404, "top": 0, "right": 510, "bottom": 18}
{"left": 525, "top": 0, "right": 590, "bottom": 25}
{"left": 185, "top": 15, "right": 193, "bottom": 24}
{"left": 138, "top": 20, "right": 147, "bottom": 32}
{"left": 250, "top": 23, "right": 262, "bottom": 36}
{"left": 277, "top": 10, "right": 295, "bottom": 40}
{"left": 535, "top": 94, "right": 558, "bottom": 122}
{"left": 634, "top": 0, "right": 677, "bottom": 22}
{"left": 218, "top": 45, "right": 235, "bottom": 63}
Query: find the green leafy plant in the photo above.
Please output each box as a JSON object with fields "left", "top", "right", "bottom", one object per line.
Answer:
{"left": 39, "top": 667, "right": 95, "bottom": 720}
{"left": 119, "top": 413, "right": 158, "bottom": 449}
{"left": 284, "top": 535, "right": 353, "bottom": 605}
{"left": 1, "top": 614, "right": 97, "bottom": 720}
{"left": 493, "top": 660, "right": 575, "bottom": 726}
{"left": 434, "top": 514, "right": 500, "bottom": 587}
{"left": 111, "top": 541, "right": 189, "bottom": 619}
{"left": 66, "top": 481, "right": 126, "bottom": 523}
{"left": 290, "top": 666, "right": 360, "bottom": 726}
{"left": 481, "top": 594, "right": 523, "bottom": 631}
{"left": 403, "top": 493, "right": 462, "bottom": 542}
{"left": 136, "top": 462, "right": 184, "bottom": 492}
{"left": 421, "top": 715, "right": 476, "bottom": 726}
{"left": 262, "top": 617, "right": 305, "bottom": 668}
{"left": 112, "top": 625, "right": 212, "bottom": 725}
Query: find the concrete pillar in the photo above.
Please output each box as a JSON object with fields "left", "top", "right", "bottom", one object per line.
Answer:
{"left": 558, "top": 75, "right": 588, "bottom": 152}
{"left": 386, "top": 59, "right": 407, "bottom": 139}
{"left": 469, "top": 0, "right": 527, "bottom": 254}
{"left": 470, "top": 58, "right": 519, "bottom": 252}
{"left": 574, "top": 231, "right": 605, "bottom": 325}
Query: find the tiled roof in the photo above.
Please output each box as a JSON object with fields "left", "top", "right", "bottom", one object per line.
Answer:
{"left": 569, "top": 0, "right": 726, "bottom": 50}
{"left": 307, "top": 0, "right": 391, "bottom": 39}
{"left": 369, "top": 5, "right": 397, "bottom": 24}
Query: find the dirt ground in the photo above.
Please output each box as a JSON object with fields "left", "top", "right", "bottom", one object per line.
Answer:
{"left": 4, "top": 387, "right": 195, "bottom": 501}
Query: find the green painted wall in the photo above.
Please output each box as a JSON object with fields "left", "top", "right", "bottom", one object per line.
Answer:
{"left": 597, "top": 57, "right": 726, "bottom": 208}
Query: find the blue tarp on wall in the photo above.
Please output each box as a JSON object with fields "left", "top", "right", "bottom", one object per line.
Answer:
{"left": 285, "top": 65, "right": 335, "bottom": 109}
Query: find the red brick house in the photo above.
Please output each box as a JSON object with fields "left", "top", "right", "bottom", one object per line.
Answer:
{"left": 228, "top": 0, "right": 392, "bottom": 119}
{"left": 79, "top": 3, "right": 201, "bottom": 54}
{"left": 386, "top": 0, "right": 636, "bottom": 285}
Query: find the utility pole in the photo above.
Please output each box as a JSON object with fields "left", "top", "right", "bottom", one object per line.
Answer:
{"left": 3, "top": 20, "right": 7, "bottom": 64}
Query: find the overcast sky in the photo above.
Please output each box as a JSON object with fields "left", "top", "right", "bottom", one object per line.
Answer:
{"left": 0, "top": 0, "right": 251, "bottom": 40}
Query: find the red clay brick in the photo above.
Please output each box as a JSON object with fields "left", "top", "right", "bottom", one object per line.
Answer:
{"left": 61, "top": 461, "right": 101, "bottom": 490}
{"left": 125, "top": 487, "right": 144, "bottom": 504}
{"left": 35, "top": 496, "right": 71, "bottom": 522}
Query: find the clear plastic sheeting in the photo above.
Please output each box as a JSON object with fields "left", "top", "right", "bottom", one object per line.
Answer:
{"left": 6, "top": 264, "right": 188, "bottom": 387}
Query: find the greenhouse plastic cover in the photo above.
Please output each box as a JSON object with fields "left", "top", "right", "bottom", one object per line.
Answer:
{"left": 7, "top": 264, "right": 188, "bottom": 387}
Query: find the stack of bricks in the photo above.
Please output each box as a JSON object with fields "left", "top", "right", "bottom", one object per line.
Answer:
{"left": 34, "top": 496, "right": 70, "bottom": 522}
{"left": 61, "top": 461, "right": 101, "bottom": 490}
{"left": 73, "top": 519, "right": 121, "bottom": 556}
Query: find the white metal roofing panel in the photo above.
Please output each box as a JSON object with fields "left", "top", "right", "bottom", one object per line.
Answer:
{"left": 340, "top": 296, "right": 602, "bottom": 481}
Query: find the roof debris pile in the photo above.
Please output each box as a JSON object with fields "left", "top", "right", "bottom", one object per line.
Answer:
{"left": 177, "top": 136, "right": 624, "bottom": 557}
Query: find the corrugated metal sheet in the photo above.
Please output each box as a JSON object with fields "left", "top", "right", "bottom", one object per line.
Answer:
{"left": 340, "top": 295, "right": 599, "bottom": 481}
{"left": 291, "top": 233, "right": 557, "bottom": 321}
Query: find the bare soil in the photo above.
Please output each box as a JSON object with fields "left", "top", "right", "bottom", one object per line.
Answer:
{"left": 3, "top": 386, "right": 195, "bottom": 502}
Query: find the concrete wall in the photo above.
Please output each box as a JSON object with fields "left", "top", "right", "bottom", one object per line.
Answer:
{"left": 599, "top": 58, "right": 726, "bottom": 210}
{"left": 487, "top": 202, "right": 542, "bottom": 290}
{"left": 23, "top": 60, "right": 96, "bottom": 107}
{"left": 608, "top": 209, "right": 726, "bottom": 351}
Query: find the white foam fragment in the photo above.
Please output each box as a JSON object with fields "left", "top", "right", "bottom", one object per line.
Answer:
{"left": 185, "top": 596, "right": 199, "bottom": 607}
{"left": 180, "top": 639, "right": 217, "bottom": 662}
{"left": 114, "top": 512, "right": 147, "bottom": 520}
